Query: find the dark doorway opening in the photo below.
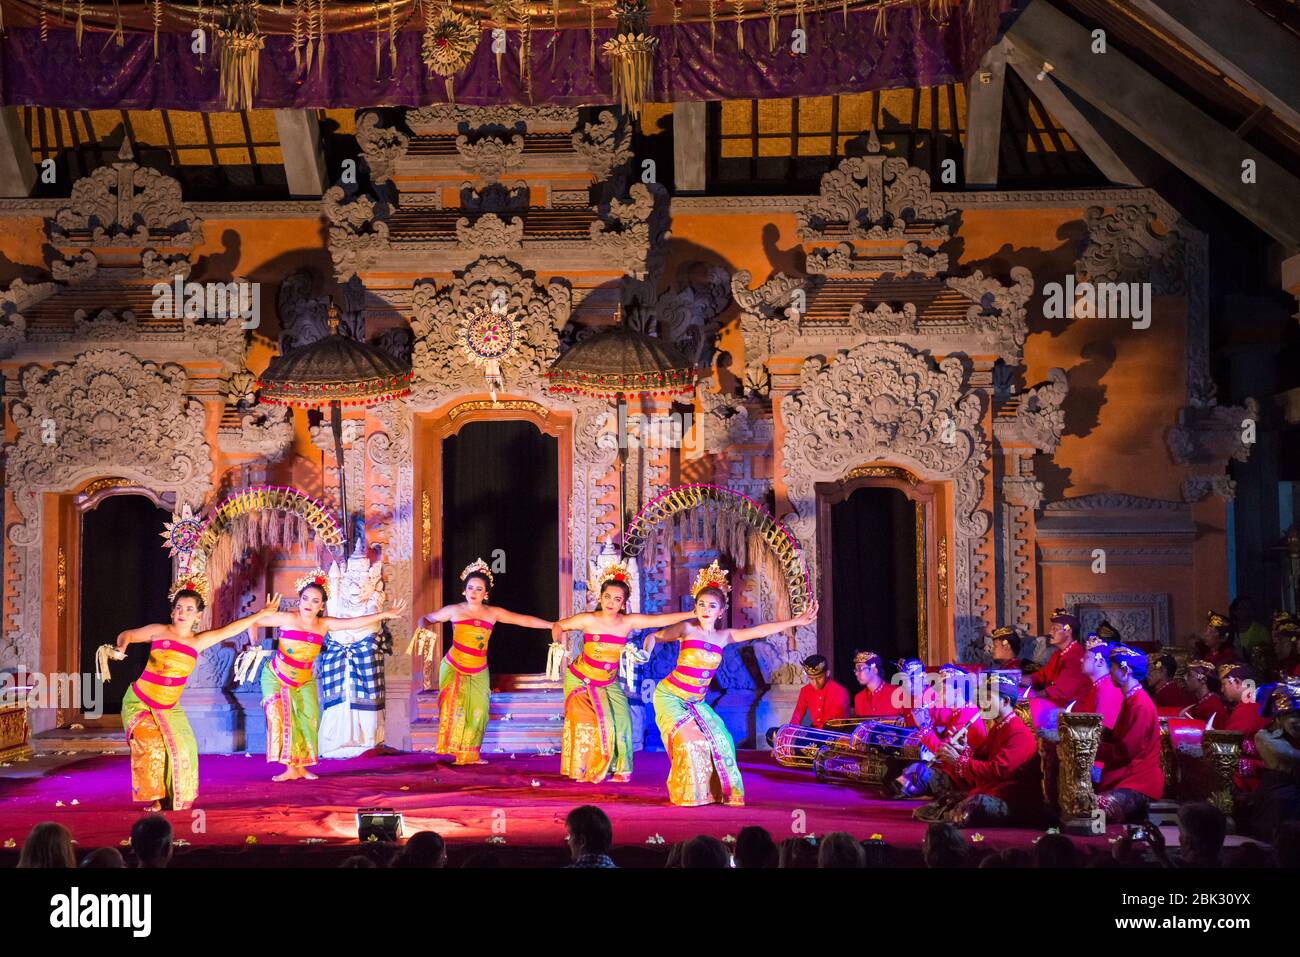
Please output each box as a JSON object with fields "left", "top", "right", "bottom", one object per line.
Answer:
{"left": 827, "top": 487, "right": 919, "bottom": 683}
{"left": 79, "top": 494, "right": 172, "bottom": 716}
{"left": 442, "top": 420, "right": 559, "bottom": 675}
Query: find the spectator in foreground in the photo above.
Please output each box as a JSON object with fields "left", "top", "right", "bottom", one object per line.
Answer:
{"left": 777, "top": 836, "right": 818, "bottom": 869}
{"left": 733, "top": 826, "right": 777, "bottom": 869}
{"left": 79, "top": 847, "right": 126, "bottom": 869}
{"left": 1176, "top": 802, "right": 1226, "bottom": 868}
{"left": 1032, "top": 832, "right": 1079, "bottom": 868}
{"left": 394, "top": 830, "right": 447, "bottom": 868}
{"left": 818, "top": 831, "right": 865, "bottom": 868}
{"left": 130, "top": 814, "right": 174, "bottom": 869}
{"left": 922, "top": 822, "right": 969, "bottom": 868}
{"left": 681, "top": 835, "right": 730, "bottom": 868}
{"left": 565, "top": 805, "right": 616, "bottom": 868}
{"left": 17, "top": 822, "right": 76, "bottom": 869}
{"left": 338, "top": 855, "right": 376, "bottom": 868}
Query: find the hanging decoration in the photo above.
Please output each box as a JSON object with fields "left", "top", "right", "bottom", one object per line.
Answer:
{"left": 151, "top": 0, "right": 162, "bottom": 58}
{"left": 109, "top": 0, "right": 125, "bottom": 46}
{"left": 488, "top": 0, "right": 520, "bottom": 83}
{"left": 602, "top": 0, "right": 657, "bottom": 119}
{"left": 75, "top": 0, "right": 85, "bottom": 52}
{"left": 458, "top": 291, "right": 523, "bottom": 401}
{"left": 422, "top": 4, "right": 479, "bottom": 102}
{"left": 518, "top": 1, "right": 533, "bottom": 101}
{"left": 707, "top": 0, "right": 717, "bottom": 50}
{"left": 580, "top": 0, "right": 599, "bottom": 71}
{"left": 764, "top": 0, "right": 777, "bottom": 51}
{"left": 732, "top": 0, "right": 743, "bottom": 50}
{"left": 217, "top": 0, "right": 265, "bottom": 111}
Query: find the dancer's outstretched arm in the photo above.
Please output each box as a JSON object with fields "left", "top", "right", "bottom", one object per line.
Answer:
{"left": 620, "top": 609, "right": 699, "bottom": 630}
{"left": 553, "top": 612, "right": 594, "bottom": 634}
{"left": 194, "top": 594, "right": 283, "bottom": 653}
{"left": 642, "top": 620, "right": 691, "bottom": 656}
{"left": 728, "top": 600, "right": 819, "bottom": 644}
{"left": 491, "top": 607, "right": 552, "bottom": 630}
{"left": 417, "top": 604, "right": 461, "bottom": 629}
{"left": 322, "top": 599, "right": 407, "bottom": 633}
{"left": 115, "top": 623, "right": 167, "bottom": 652}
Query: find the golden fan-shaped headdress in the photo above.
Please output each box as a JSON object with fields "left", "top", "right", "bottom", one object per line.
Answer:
{"left": 294, "top": 568, "right": 331, "bottom": 599}
{"left": 168, "top": 572, "right": 210, "bottom": 606}
{"left": 691, "top": 560, "right": 730, "bottom": 599}
{"left": 588, "top": 559, "right": 632, "bottom": 600}
{"left": 460, "top": 558, "right": 495, "bottom": 589}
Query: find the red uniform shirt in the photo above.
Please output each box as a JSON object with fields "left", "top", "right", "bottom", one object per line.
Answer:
{"left": 1202, "top": 646, "right": 1241, "bottom": 668}
{"left": 1096, "top": 684, "right": 1164, "bottom": 799}
{"left": 910, "top": 706, "right": 988, "bottom": 755}
{"left": 853, "top": 682, "right": 903, "bottom": 717}
{"left": 1152, "top": 681, "right": 1195, "bottom": 709}
{"left": 945, "top": 711, "right": 1041, "bottom": 809}
{"left": 1078, "top": 674, "right": 1123, "bottom": 729}
{"left": 1029, "top": 641, "right": 1091, "bottom": 706}
{"left": 1225, "top": 699, "right": 1269, "bottom": 790}
{"left": 791, "top": 680, "right": 850, "bottom": 729}
{"left": 1184, "top": 693, "right": 1227, "bottom": 725}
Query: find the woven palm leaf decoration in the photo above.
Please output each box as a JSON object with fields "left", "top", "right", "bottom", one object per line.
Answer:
{"left": 602, "top": 0, "right": 657, "bottom": 119}
{"left": 218, "top": 0, "right": 265, "bottom": 111}
{"left": 422, "top": 4, "right": 479, "bottom": 103}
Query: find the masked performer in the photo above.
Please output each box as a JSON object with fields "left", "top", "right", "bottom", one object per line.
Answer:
{"left": 416, "top": 559, "right": 553, "bottom": 765}
{"left": 1095, "top": 645, "right": 1165, "bottom": 823}
{"left": 915, "top": 673, "right": 1043, "bottom": 827}
{"left": 551, "top": 560, "right": 697, "bottom": 784}
{"left": 646, "top": 562, "right": 818, "bottom": 807}
{"left": 257, "top": 570, "right": 406, "bottom": 781}
{"left": 110, "top": 578, "right": 280, "bottom": 810}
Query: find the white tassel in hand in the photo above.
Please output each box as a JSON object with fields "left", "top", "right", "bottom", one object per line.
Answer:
{"left": 233, "top": 646, "right": 270, "bottom": 685}
{"left": 95, "top": 644, "right": 126, "bottom": 682}
{"left": 545, "top": 635, "right": 569, "bottom": 682}
{"left": 621, "top": 643, "right": 651, "bottom": 694}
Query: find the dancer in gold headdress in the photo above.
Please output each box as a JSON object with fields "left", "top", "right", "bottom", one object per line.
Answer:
{"left": 416, "top": 559, "right": 554, "bottom": 764}
{"left": 552, "top": 559, "right": 697, "bottom": 783}
{"left": 647, "top": 561, "right": 818, "bottom": 806}
{"left": 256, "top": 569, "right": 406, "bottom": 781}
{"left": 108, "top": 576, "right": 280, "bottom": 810}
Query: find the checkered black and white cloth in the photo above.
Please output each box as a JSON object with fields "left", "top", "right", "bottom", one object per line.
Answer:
{"left": 318, "top": 633, "right": 385, "bottom": 713}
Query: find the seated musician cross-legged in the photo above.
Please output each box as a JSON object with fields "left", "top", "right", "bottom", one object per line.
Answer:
{"left": 1147, "top": 652, "right": 1194, "bottom": 709}
{"left": 892, "top": 661, "right": 987, "bottom": 799}
{"left": 1094, "top": 645, "right": 1166, "bottom": 824}
{"left": 1078, "top": 633, "right": 1123, "bottom": 729}
{"left": 853, "top": 651, "right": 903, "bottom": 717}
{"left": 1024, "top": 610, "right": 1092, "bottom": 732}
{"left": 914, "top": 673, "right": 1044, "bottom": 827}
{"left": 765, "top": 655, "right": 850, "bottom": 748}
{"left": 1220, "top": 663, "right": 1268, "bottom": 790}
{"left": 1181, "top": 660, "right": 1228, "bottom": 725}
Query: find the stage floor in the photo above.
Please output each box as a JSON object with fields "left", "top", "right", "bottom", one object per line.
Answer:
{"left": 0, "top": 748, "right": 1120, "bottom": 857}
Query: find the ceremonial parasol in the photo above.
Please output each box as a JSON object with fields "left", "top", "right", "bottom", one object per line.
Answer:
{"left": 258, "top": 303, "right": 412, "bottom": 552}
{"left": 545, "top": 305, "right": 694, "bottom": 541}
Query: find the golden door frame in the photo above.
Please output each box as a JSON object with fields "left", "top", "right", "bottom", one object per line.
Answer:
{"left": 814, "top": 465, "right": 944, "bottom": 665}
{"left": 413, "top": 396, "right": 573, "bottom": 683}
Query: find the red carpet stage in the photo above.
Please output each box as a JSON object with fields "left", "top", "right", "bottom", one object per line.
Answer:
{"left": 0, "top": 749, "right": 1114, "bottom": 859}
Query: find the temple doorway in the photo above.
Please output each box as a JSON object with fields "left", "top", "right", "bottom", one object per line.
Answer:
{"left": 79, "top": 493, "right": 172, "bottom": 716}
{"left": 441, "top": 420, "right": 559, "bottom": 675}
{"left": 818, "top": 477, "right": 930, "bottom": 683}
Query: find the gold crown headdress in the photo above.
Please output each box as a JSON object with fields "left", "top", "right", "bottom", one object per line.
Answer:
{"left": 853, "top": 650, "right": 881, "bottom": 668}
{"left": 588, "top": 559, "right": 632, "bottom": 600}
{"left": 1186, "top": 659, "right": 1216, "bottom": 675}
{"left": 1207, "top": 610, "right": 1230, "bottom": 629}
{"left": 168, "top": 572, "right": 210, "bottom": 606}
{"left": 690, "top": 560, "right": 730, "bottom": 599}
{"left": 293, "top": 568, "right": 330, "bottom": 599}
{"left": 460, "top": 558, "right": 495, "bottom": 589}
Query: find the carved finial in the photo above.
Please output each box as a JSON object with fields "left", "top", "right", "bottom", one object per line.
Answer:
{"left": 117, "top": 137, "right": 134, "bottom": 163}
{"left": 327, "top": 303, "right": 340, "bottom": 334}
{"left": 867, "top": 126, "right": 881, "bottom": 154}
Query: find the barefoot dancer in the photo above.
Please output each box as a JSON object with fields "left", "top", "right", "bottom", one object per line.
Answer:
{"left": 646, "top": 561, "right": 818, "bottom": 807}
{"left": 552, "top": 560, "right": 697, "bottom": 784}
{"left": 257, "top": 569, "right": 406, "bottom": 781}
{"left": 111, "top": 577, "right": 280, "bottom": 810}
{"left": 416, "top": 558, "right": 553, "bottom": 765}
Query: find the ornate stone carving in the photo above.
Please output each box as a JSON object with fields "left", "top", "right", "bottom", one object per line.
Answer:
{"left": 780, "top": 340, "right": 989, "bottom": 661}
{"left": 944, "top": 267, "right": 1034, "bottom": 362}
{"left": 3, "top": 350, "right": 213, "bottom": 667}
{"left": 730, "top": 270, "right": 804, "bottom": 395}
{"left": 1043, "top": 493, "right": 1187, "bottom": 513}
{"left": 218, "top": 406, "right": 293, "bottom": 461}
{"left": 806, "top": 240, "right": 948, "bottom": 275}
{"left": 455, "top": 131, "right": 525, "bottom": 183}
{"left": 323, "top": 185, "right": 390, "bottom": 282}
{"left": 1063, "top": 592, "right": 1170, "bottom": 645}
{"left": 51, "top": 250, "right": 99, "bottom": 285}
{"left": 589, "top": 183, "right": 667, "bottom": 280}
{"left": 460, "top": 181, "right": 529, "bottom": 213}
{"left": 994, "top": 368, "right": 1068, "bottom": 452}
{"left": 141, "top": 248, "right": 192, "bottom": 281}
{"left": 1076, "top": 204, "right": 1184, "bottom": 295}
{"left": 409, "top": 257, "right": 569, "bottom": 405}
{"left": 630, "top": 261, "right": 730, "bottom": 366}
{"left": 848, "top": 300, "right": 917, "bottom": 336}
{"left": 0, "top": 278, "right": 53, "bottom": 358}
{"left": 455, "top": 213, "right": 524, "bottom": 253}
{"left": 355, "top": 110, "right": 411, "bottom": 184}
{"left": 406, "top": 104, "right": 578, "bottom": 130}
{"left": 572, "top": 110, "right": 633, "bottom": 180}
{"left": 73, "top": 307, "right": 137, "bottom": 339}
{"left": 1168, "top": 399, "right": 1259, "bottom": 465}
{"left": 1182, "top": 475, "right": 1237, "bottom": 503}
{"left": 47, "top": 141, "right": 201, "bottom": 247}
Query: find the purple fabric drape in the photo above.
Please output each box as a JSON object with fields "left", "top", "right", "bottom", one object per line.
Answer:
{"left": 0, "top": 2, "right": 1018, "bottom": 109}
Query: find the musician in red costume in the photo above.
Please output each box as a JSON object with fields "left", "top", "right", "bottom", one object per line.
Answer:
{"left": 1024, "top": 609, "right": 1091, "bottom": 731}
{"left": 893, "top": 661, "right": 987, "bottom": 798}
{"left": 1221, "top": 663, "right": 1267, "bottom": 791}
{"left": 915, "top": 673, "right": 1044, "bottom": 827}
{"left": 1095, "top": 645, "right": 1165, "bottom": 823}
{"left": 852, "top": 651, "right": 902, "bottom": 717}
{"left": 1195, "top": 610, "right": 1241, "bottom": 668}
{"left": 789, "top": 656, "right": 850, "bottom": 729}
{"left": 990, "top": 626, "right": 1034, "bottom": 674}
{"left": 1147, "top": 652, "right": 1194, "bottom": 709}
{"left": 1181, "top": 660, "right": 1228, "bottom": 725}
{"left": 1269, "top": 616, "right": 1300, "bottom": 680}
{"left": 1078, "top": 634, "right": 1123, "bottom": 729}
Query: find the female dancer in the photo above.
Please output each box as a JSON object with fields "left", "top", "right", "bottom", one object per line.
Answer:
{"left": 416, "top": 558, "right": 553, "bottom": 765}
{"left": 256, "top": 569, "right": 406, "bottom": 781}
{"left": 646, "top": 561, "right": 818, "bottom": 806}
{"left": 551, "top": 560, "right": 698, "bottom": 784}
{"left": 111, "top": 576, "right": 280, "bottom": 810}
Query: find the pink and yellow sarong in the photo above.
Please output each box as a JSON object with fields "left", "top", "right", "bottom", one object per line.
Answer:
{"left": 436, "top": 619, "right": 493, "bottom": 763}
{"left": 561, "top": 633, "right": 634, "bottom": 783}
{"left": 261, "top": 628, "right": 323, "bottom": 767}
{"left": 653, "top": 638, "right": 744, "bottom": 807}
{"left": 120, "top": 637, "right": 201, "bottom": 810}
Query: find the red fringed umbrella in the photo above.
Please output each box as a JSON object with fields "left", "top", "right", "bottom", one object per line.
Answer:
{"left": 258, "top": 304, "right": 412, "bottom": 551}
